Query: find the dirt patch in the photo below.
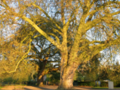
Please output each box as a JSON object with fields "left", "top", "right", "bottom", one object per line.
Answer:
{"left": 1, "top": 85, "right": 24, "bottom": 90}
{"left": 1, "top": 85, "right": 58, "bottom": 90}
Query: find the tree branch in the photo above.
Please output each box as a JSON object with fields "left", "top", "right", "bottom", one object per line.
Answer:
{"left": 32, "top": 3, "right": 62, "bottom": 30}
{"left": 22, "top": 15, "right": 61, "bottom": 49}
{"left": 4, "top": 39, "right": 32, "bottom": 73}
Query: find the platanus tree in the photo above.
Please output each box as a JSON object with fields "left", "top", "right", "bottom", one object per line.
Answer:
{"left": 0, "top": 37, "right": 35, "bottom": 84}
{"left": 30, "top": 36, "right": 60, "bottom": 86}
{"left": 0, "top": 0, "right": 120, "bottom": 89}
{"left": 16, "top": 16, "right": 61, "bottom": 86}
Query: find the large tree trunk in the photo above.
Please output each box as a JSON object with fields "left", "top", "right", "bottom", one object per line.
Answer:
{"left": 37, "top": 73, "right": 44, "bottom": 86}
{"left": 57, "top": 52, "right": 79, "bottom": 90}
{"left": 58, "top": 64, "right": 79, "bottom": 90}
{"left": 37, "top": 60, "right": 47, "bottom": 86}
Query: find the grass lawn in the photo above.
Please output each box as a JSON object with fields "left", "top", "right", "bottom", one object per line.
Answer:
{"left": 93, "top": 87, "right": 120, "bottom": 89}
{"left": 0, "top": 86, "right": 2, "bottom": 89}
{"left": 115, "top": 87, "right": 120, "bottom": 88}
{"left": 92, "top": 87, "right": 108, "bottom": 89}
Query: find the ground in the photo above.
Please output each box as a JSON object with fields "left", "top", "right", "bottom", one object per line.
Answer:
{"left": 1, "top": 85, "right": 120, "bottom": 90}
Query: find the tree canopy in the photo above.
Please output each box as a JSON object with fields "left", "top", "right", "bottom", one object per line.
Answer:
{"left": 0, "top": 0, "right": 120, "bottom": 89}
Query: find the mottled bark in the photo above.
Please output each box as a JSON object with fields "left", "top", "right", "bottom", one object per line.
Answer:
{"left": 57, "top": 52, "right": 79, "bottom": 90}
{"left": 58, "top": 64, "right": 78, "bottom": 90}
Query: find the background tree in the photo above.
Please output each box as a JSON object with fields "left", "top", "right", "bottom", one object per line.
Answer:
{"left": 0, "top": 13, "right": 61, "bottom": 86}
{"left": 76, "top": 53, "right": 101, "bottom": 82}
{"left": 30, "top": 35, "right": 60, "bottom": 86}
{"left": 49, "top": 71, "right": 60, "bottom": 85}
{"left": 0, "top": 37, "right": 35, "bottom": 85}
{"left": 0, "top": 0, "right": 120, "bottom": 89}
{"left": 14, "top": 16, "right": 61, "bottom": 86}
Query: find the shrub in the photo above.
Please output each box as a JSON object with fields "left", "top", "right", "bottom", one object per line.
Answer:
{"left": 101, "top": 82, "right": 108, "bottom": 87}
{"left": 114, "top": 81, "right": 120, "bottom": 87}
{"left": 73, "top": 81, "right": 95, "bottom": 86}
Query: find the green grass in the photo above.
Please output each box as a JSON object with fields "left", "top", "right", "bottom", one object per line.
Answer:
{"left": 0, "top": 86, "right": 2, "bottom": 89}
{"left": 93, "top": 87, "right": 120, "bottom": 89}
{"left": 92, "top": 87, "right": 108, "bottom": 89}
{"left": 115, "top": 87, "right": 120, "bottom": 88}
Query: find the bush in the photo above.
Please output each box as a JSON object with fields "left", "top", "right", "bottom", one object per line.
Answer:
{"left": 49, "top": 71, "right": 60, "bottom": 85}
{"left": 100, "top": 82, "right": 108, "bottom": 87}
{"left": 89, "top": 82, "right": 95, "bottom": 86}
{"left": 2, "top": 77, "right": 18, "bottom": 85}
{"left": 26, "top": 81, "right": 37, "bottom": 86}
{"left": 73, "top": 81, "right": 78, "bottom": 86}
{"left": 114, "top": 81, "right": 120, "bottom": 87}
{"left": 73, "top": 81, "right": 95, "bottom": 86}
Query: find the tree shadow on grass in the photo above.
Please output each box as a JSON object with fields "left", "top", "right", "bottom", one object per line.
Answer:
{"left": 9, "top": 86, "right": 119, "bottom": 90}
{"left": 23, "top": 86, "right": 96, "bottom": 90}
{"left": 23, "top": 87, "right": 54, "bottom": 90}
{"left": 23, "top": 85, "right": 58, "bottom": 90}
